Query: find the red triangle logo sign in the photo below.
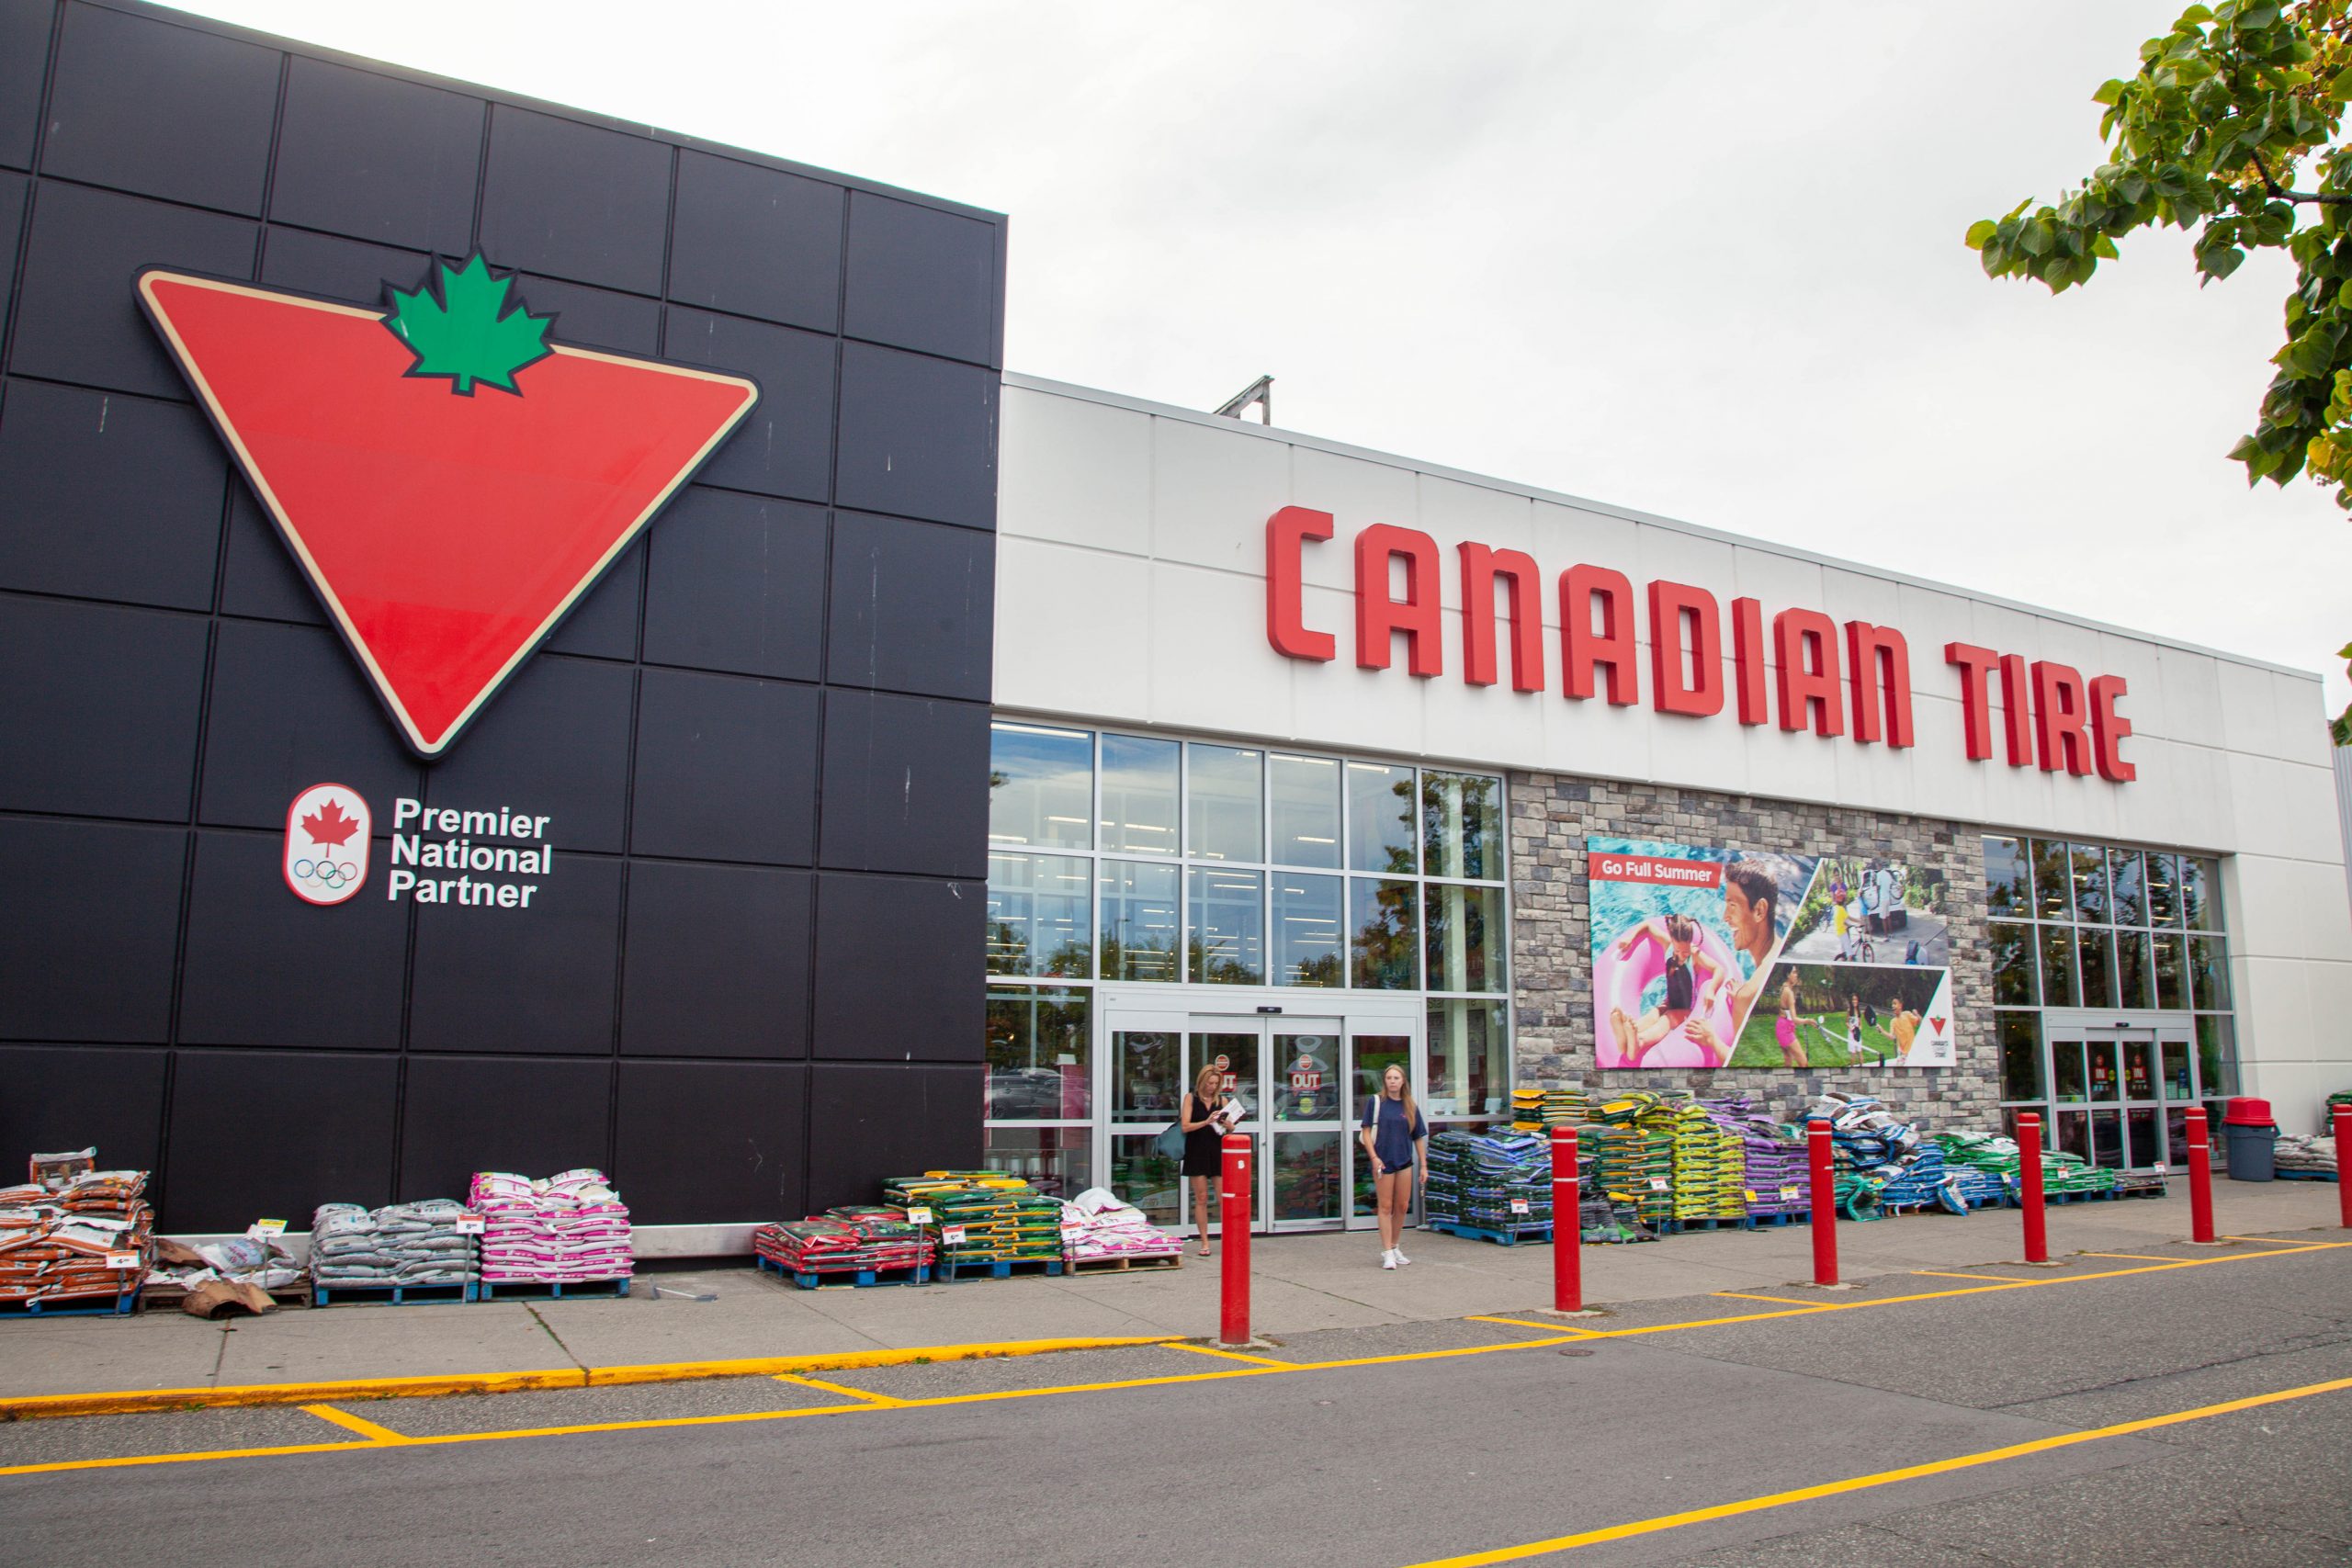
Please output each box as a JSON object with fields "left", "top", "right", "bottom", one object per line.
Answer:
{"left": 139, "top": 257, "right": 760, "bottom": 756}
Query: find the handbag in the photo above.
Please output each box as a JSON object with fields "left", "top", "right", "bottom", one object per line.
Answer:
{"left": 1154, "top": 1116, "right": 1186, "bottom": 1163}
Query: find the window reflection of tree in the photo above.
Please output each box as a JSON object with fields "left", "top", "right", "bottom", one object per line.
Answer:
{"left": 1101, "top": 936, "right": 1178, "bottom": 983}
{"left": 1351, "top": 881, "right": 1417, "bottom": 988}
{"left": 1186, "top": 936, "right": 1261, "bottom": 986}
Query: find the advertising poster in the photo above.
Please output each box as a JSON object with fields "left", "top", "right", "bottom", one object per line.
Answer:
{"left": 1589, "top": 840, "right": 1958, "bottom": 1070}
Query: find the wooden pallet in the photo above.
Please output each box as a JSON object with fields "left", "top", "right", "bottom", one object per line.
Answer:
{"left": 139, "top": 1281, "right": 311, "bottom": 1313}
{"left": 1064, "top": 1254, "right": 1182, "bottom": 1274}
{"left": 754, "top": 1256, "right": 932, "bottom": 1289}
{"left": 1, "top": 1291, "right": 139, "bottom": 1318}
{"left": 473, "top": 1276, "right": 630, "bottom": 1302}
{"left": 311, "top": 1280, "right": 475, "bottom": 1306}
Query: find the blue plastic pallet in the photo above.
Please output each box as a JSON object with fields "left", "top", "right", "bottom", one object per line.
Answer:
{"left": 754, "top": 1255, "right": 932, "bottom": 1290}
{"left": 312, "top": 1280, "right": 476, "bottom": 1306}
{"left": 1429, "top": 1219, "right": 1552, "bottom": 1247}
{"left": 933, "top": 1256, "right": 1064, "bottom": 1282}
{"left": 1743, "top": 1210, "right": 1808, "bottom": 1226}
{"left": 473, "top": 1276, "right": 630, "bottom": 1302}
{"left": 1, "top": 1291, "right": 138, "bottom": 1318}
{"left": 2274, "top": 1168, "right": 2340, "bottom": 1183}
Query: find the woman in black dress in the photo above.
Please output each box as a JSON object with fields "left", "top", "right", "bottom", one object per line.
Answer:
{"left": 1181, "top": 1065, "right": 1231, "bottom": 1258}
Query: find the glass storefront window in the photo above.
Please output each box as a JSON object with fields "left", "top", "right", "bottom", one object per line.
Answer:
{"left": 2186, "top": 934, "right": 2230, "bottom": 1010}
{"left": 2070, "top": 843, "right": 2109, "bottom": 923}
{"left": 2160, "top": 1037, "right": 2193, "bottom": 1099}
{"left": 1998, "top": 1011, "right": 2044, "bottom": 1100}
{"left": 2040, "top": 927, "right": 2077, "bottom": 1009}
{"left": 1100, "top": 860, "right": 1179, "bottom": 982}
{"left": 2152, "top": 931, "right": 2186, "bottom": 1010}
{"left": 2030, "top": 839, "right": 2072, "bottom": 919}
{"left": 1428, "top": 998, "right": 1509, "bottom": 1118}
{"left": 1269, "top": 753, "right": 1341, "bottom": 868}
{"left": 1346, "top": 761, "right": 1418, "bottom": 874}
{"left": 2145, "top": 852, "right": 2181, "bottom": 926}
{"left": 1270, "top": 872, "right": 1343, "bottom": 987}
{"left": 2196, "top": 1015, "right": 2237, "bottom": 1098}
{"left": 1185, "top": 743, "right": 1262, "bottom": 863}
{"left": 1421, "top": 772, "right": 1503, "bottom": 881}
{"left": 2076, "top": 927, "right": 2116, "bottom": 1010}
{"left": 1099, "top": 734, "right": 1179, "bottom": 855}
{"left": 2107, "top": 850, "right": 2145, "bottom": 926}
{"left": 985, "top": 988, "right": 1091, "bottom": 1119}
{"left": 989, "top": 722, "right": 1092, "bottom": 850}
{"left": 986, "top": 852, "right": 1091, "bottom": 977}
{"left": 983, "top": 1126, "right": 1092, "bottom": 1199}
{"left": 1423, "top": 883, "right": 1506, "bottom": 993}
{"left": 1350, "top": 878, "right": 1419, "bottom": 988}
{"left": 2181, "top": 856, "right": 2220, "bottom": 930}
{"left": 2086, "top": 1042, "right": 2119, "bottom": 1101}
{"left": 1112, "top": 1029, "right": 1180, "bottom": 1122}
{"left": 1991, "top": 921, "right": 2037, "bottom": 1006}
{"left": 2115, "top": 931, "right": 2153, "bottom": 1010}
{"left": 1984, "top": 835, "right": 2030, "bottom": 915}
{"left": 1187, "top": 867, "right": 1265, "bottom": 985}
{"left": 2052, "top": 1039, "right": 2086, "bottom": 1103}
{"left": 2121, "top": 1037, "right": 2154, "bottom": 1099}
{"left": 1109, "top": 1134, "right": 1179, "bottom": 1225}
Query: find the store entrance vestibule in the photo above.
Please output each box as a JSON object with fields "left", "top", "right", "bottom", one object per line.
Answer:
{"left": 2046, "top": 1022, "right": 2194, "bottom": 1169}
{"left": 1099, "top": 989, "right": 1422, "bottom": 1234}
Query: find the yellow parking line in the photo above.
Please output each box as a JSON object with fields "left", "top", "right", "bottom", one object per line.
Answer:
{"left": 1467, "top": 1314, "right": 1599, "bottom": 1334}
{"left": 2082, "top": 1253, "right": 2188, "bottom": 1263}
{"left": 773, "top": 1374, "right": 901, "bottom": 1406}
{"left": 1913, "top": 1270, "right": 2043, "bottom": 1284}
{"left": 1163, "top": 1343, "right": 1292, "bottom": 1367}
{"left": 299, "top": 1404, "right": 410, "bottom": 1444}
{"left": 1713, "top": 1292, "right": 1818, "bottom": 1305}
{"left": 1396, "top": 1374, "right": 2352, "bottom": 1565}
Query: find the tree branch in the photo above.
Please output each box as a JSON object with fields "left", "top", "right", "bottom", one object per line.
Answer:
{"left": 2250, "top": 148, "right": 2352, "bottom": 204}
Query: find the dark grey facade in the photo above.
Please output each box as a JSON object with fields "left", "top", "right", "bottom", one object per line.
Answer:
{"left": 0, "top": 0, "right": 1002, "bottom": 1229}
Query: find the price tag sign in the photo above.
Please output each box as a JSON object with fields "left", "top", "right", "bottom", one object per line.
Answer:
{"left": 2151, "top": 1164, "right": 2168, "bottom": 1175}
{"left": 106, "top": 1251, "right": 141, "bottom": 1270}
{"left": 905, "top": 1207, "right": 934, "bottom": 1226}
{"left": 1780, "top": 1186, "right": 1801, "bottom": 1201}
{"left": 453, "top": 1212, "right": 486, "bottom": 1235}
{"left": 1744, "top": 1190, "right": 1758, "bottom": 1202}
{"left": 1648, "top": 1178, "right": 1669, "bottom": 1192}
{"left": 245, "top": 1218, "right": 286, "bottom": 1239}
{"left": 940, "top": 1224, "right": 967, "bottom": 1246}
{"left": 1509, "top": 1199, "right": 1531, "bottom": 1214}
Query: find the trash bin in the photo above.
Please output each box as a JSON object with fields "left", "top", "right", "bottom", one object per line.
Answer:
{"left": 2223, "top": 1122, "right": 2278, "bottom": 1182}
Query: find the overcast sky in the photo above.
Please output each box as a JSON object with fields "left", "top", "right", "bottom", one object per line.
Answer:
{"left": 171, "top": 0, "right": 2352, "bottom": 721}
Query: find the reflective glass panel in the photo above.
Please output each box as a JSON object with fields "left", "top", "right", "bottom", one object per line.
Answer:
{"left": 2089, "top": 1109, "right": 2124, "bottom": 1168}
{"left": 2086, "top": 1042, "right": 2119, "bottom": 1101}
{"left": 1109, "top": 1134, "right": 1179, "bottom": 1226}
{"left": 1269, "top": 753, "right": 1341, "bottom": 868}
{"left": 2121, "top": 1037, "right": 2154, "bottom": 1100}
{"left": 1350, "top": 1033, "right": 1414, "bottom": 1138}
{"left": 1191, "top": 1032, "right": 1261, "bottom": 1120}
{"left": 1350, "top": 878, "right": 1420, "bottom": 989}
{"left": 2052, "top": 1110, "right": 2089, "bottom": 1160}
{"left": 2116, "top": 931, "right": 2153, "bottom": 1010}
{"left": 2187, "top": 934, "right": 2230, "bottom": 1010}
{"left": 1423, "top": 882, "right": 1506, "bottom": 993}
{"left": 1272, "top": 1131, "right": 1343, "bottom": 1224}
{"left": 1112, "top": 1029, "right": 1180, "bottom": 1122}
{"left": 2030, "top": 839, "right": 2072, "bottom": 919}
{"left": 2125, "top": 1106, "right": 2160, "bottom": 1168}
{"left": 1346, "top": 761, "right": 1418, "bottom": 874}
{"left": 1984, "top": 835, "right": 2030, "bottom": 916}
{"left": 2181, "top": 856, "right": 2220, "bottom": 930}
{"left": 1270, "top": 872, "right": 1343, "bottom": 987}
{"left": 2108, "top": 850, "right": 2145, "bottom": 925}
{"left": 1186, "top": 743, "right": 1262, "bottom": 863}
{"left": 2052, "top": 1039, "right": 2087, "bottom": 1103}
{"left": 2146, "top": 852, "right": 2182, "bottom": 926}
{"left": 2070, "top": 843, "right": 2109, "bottom": 923}
{"left": 1186, "top": 867, "right": 1264, "bottom": 985}
{"left": 2077, "top": 928, "right": 2116, "bottom": 1010}
{"left": 1428, "top": 998, "right": 1509, "bottom": 1118}
{"left": 988, "top": 722, "right": 1091, "bottom": 850}
{"left": 2166, "top": 1107, "right": 2191, "bottom": 1166}
{"left": 985, "top": 852, "right": 1091, "bottom": 977}
{"left": 1272, "top": 1032, "right": 1340, "bottom": 1122}
{"left": 2196, "top": 1015, "right": 2237, "bottom": 1097}
{"left": 2153, "top": 932, "right": 2186, "bottom": 1010}
{"left": 1422, "top": 772, "right": 1503, "bottom": 880}
{"left": 1998, "top": 1010, "right": 2044, "bottom": 1100}
{"left": 2041, "top": 928, "right": 2077, "bottom": 1009}
{"left": 1991, "top": 921, "right": 2038, "bottom": 1007}
{"left": 984, "top": 987, "right": 1091, "bottom": 1120}
{"left": 2160, "top": 1037, "right": 2193, "bottom": 1100}
{"left": 1099, "top": 861, "right": 1180, "bottom": 982}
{"left": 1099, "top": 734, "right": 1179, "bottom": 855}
{"left": 983, "top": 1126, "right": 1092, "bottom": 1200}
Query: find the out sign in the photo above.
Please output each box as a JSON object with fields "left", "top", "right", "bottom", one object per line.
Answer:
{"left": 285, "top": 784, "right": 371, "bottom": 906}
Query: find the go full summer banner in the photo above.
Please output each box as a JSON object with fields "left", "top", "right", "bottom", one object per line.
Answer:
{"left": 1588, "top": 839, "right": 1956, "bottom": 1070}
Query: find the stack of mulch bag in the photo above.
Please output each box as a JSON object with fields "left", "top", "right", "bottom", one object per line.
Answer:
{"left": 1057, "top": 1189, "right": 1184, "bottom": 1263}
{"left": 468, "top": 1169, "right": 633, "bottom": 1284}
{"left": 2274, "top": 1132, "right": 2338, "bottom": 1177}
{"left": 309, "top": 1201, "right": 479, "bottom": 1293}
{"left": 1699, "top": 1100, "right": 1810, "bottom": 1220}
{"left": 0, "top": 1150, "right": 153, "bottom": 1308}
{"left": 1932, "top": 1131, "right": 2115, "bottom": 1200}
{"left": 754, "top": 1209, "right": 934, "bottom": 1276}
{"left": 1423, "top": 1130, "right": 1551, "bottom": 1232}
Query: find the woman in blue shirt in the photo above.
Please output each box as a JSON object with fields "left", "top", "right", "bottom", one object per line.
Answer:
{"left": 1359, "top": 1064, "right": 1428, "bottom": 1269}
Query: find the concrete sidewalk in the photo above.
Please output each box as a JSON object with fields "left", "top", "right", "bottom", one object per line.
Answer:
{"left": 1, "top": 1180, "right": 2339, "bottom": 1404}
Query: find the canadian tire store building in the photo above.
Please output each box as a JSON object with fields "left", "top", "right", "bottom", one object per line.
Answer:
{"left": 2, "top": 1, "right": 2346, "bottom": 1246}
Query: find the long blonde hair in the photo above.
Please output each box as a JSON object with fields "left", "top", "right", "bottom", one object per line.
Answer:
{"left": 1193, "top": 1064, "right": 1224, "bottom": 1105}
{"left": 1376, "top": 1063, "right": 1416, "bottom": 1130}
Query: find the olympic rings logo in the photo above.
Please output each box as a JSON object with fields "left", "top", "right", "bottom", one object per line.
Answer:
{"left": 292, "top": 858, "right": 360, "bottom": 887}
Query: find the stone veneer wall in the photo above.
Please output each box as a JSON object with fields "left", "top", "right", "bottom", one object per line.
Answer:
{"left": 1507, "top": 773, "right": 2000, "bottom": 1131}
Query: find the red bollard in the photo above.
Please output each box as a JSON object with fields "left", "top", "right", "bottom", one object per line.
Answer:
{"left": 2336, "top": 1106, "right": 2352, "bottom": 1230}
{"left": 1806, "top": 1118, "right": 1838, "bottom": 1287}
{"left": 1218, "top": 1133, "right": 1252, "bottom": 1347}
{"left": 2185, "top": 1107, "right": 2216, "bottom": 1245}
{"left": 1550, "top": 1125, "right": 1581, "bottom": 1314}
{"left": 2018, "top": 1111, "right": 2048, "bottom": 1264}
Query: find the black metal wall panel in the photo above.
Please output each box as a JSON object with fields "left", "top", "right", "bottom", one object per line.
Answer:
{"left": 0, "top": 0, "right": 1003, "bottom": 1230}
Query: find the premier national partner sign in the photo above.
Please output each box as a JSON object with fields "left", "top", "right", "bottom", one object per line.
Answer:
{"left": 1263, "top": 506, "right": 2140, "bottom": 783}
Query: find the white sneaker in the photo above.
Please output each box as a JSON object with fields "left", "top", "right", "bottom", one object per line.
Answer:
{"left": 1381, "top": 1249, "right": 1397, "bottom": 1269}
{"left": 1394, "top": 1247, "right": 1412, "bottom": 1266}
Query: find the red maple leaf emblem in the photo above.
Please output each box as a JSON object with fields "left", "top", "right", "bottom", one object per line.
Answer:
{"left": 1928, "top": 1015, "right": 1947, "bottom": 1034}
{"left": 301, "top": 799, "right": 361, "bottom": 849}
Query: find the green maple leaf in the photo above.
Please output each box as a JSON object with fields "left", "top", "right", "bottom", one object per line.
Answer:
{"left": 384, "top": 254, "right": 552, "bottom": 395}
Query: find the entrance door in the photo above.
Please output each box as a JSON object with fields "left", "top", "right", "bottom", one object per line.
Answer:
{"left": 2048, "top": 1025, "right": 2180, "bottom": 1170}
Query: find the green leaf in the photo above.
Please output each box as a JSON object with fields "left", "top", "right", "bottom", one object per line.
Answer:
{"left": 2177, "top": 2, "right": 2214, "bottom": 22}
{"left": 1965, "top": 218, "right": 1997, "bottom": 249}
{"left": 385, "top": 255, "right": 553, "bottom": 396}
{"left": 2094, "top": 77, "right": 2130, "bottom": 106}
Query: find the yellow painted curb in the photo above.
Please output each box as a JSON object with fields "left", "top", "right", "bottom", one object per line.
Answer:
{"left": 0, "top": 1335, "right": 1182, "bottom": 1421}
